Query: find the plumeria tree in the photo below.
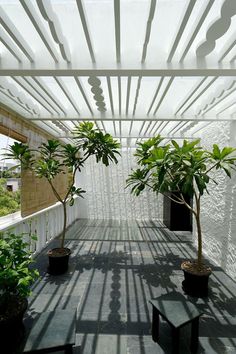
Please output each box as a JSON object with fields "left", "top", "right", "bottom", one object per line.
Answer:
{"left": 5, "top": 122, "right": 120, "bottom": 250}
{"left": 126, "top": 136, "right": 236, "bottom": 272}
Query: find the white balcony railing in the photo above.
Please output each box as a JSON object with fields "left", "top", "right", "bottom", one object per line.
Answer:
{"left": 0, "top": 198, "right": 80, "bottom": 254}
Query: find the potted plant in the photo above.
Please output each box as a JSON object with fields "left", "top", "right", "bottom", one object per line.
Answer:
{"left": 0, "top": 232, "right": 39, "bottom": 350}
{"left": 126, "top": 136, "right": 236, "bottom": 296}
{"left": 5, "top": 122, "right": 120, "bottom": 274}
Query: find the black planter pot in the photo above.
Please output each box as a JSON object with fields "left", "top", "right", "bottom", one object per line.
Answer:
{"left": 182, "top": 268, "right": 211, "bottom": 297}
{"left": 47, "top": 247, "right": 71, "bottom": 275}
{"left": 163, "top": 192, "right": 193, "bottom": 231}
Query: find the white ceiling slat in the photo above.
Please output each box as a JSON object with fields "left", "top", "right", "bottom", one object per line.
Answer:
{"left": 106, "top": 76, "right": 116, "bottom": 134}
{"left": 141, "top": 0, "right": 157, "bottom": 63}
{"left": 154, "top": 77, "right": 174, "bottom": 115}
{"left": 107, "top": 77, "right": 114, "bottom": 116}
{"left": 0, "top": 32, "right": 22, "bottom": 62}
{"left": 118, "top": 76, "right": 121, "bottom": 116}
{"left": 217, "top": 101, "right": 236, "bottom": 116}
{"left": 29, "top": 116, "right": 236, "bottom": 122}
{"left": 149, "top": 121, "right": 160, "bottom": 135}
{"left": 219, "top": 39, "right": 236, "bottom": 63}
{"left": 189, "top": 122, "right": 213, "bottom": 135}
{"left": 36, "top": 0, "right": 71, "bottom": 63}
{"left": 147, "top": 77, "right": 164, "bottom": 115}
{"left": 138, "top": 121, "right": 146, "bottom": 136}
{"left": 126, "top": 76, "right": 131, "bottom": 116}
{"left": 0, "top": 77, "right": 38, "bottom": 115}
{"left": 54, "top": 77, "right": 80, "bottom": 116}
{"left": 180, "top": 0, "right": 214, "bottom": 62}
{"left": 74, "top": 77, "right": 94, "bottom": 116}
{"left": 0, "top": 6, "right": 35, "bottom": 62}
{"left": 132, "top": 76, "right": 142, "bottom": 116}
{"left": 198, "top": 80, "right": 236, "bottom": 116}
{"left": 23, "top": 77, "right": 60, "bottom": 115}
{"left": 196, "top": 0, "right": 236, "bottom": 58}
{"left": 167, "top": 121, "right": 183, "bottom": 136}
{"left": 179, "top": 121, "right": 195, "bottom": 135}
{"left": 158, "top": 121, "right": 169, "bottom": 135}
{"left": 75, "top": 0, "right": 95, "bottom": 63}
{"left": 168, "top": 121, "right": 187, "bottom": 136}
{"left": 100, "top": 121, "right": 107, "bottom": 133}
{"left": 167, "top": 0, "right": 196, "bottom": 62}
{"left": 0, "top": 88, "right": 33, "bottom": 115}
{"left": 153, "top": 121, "right": 165, "bottom": 135}
{"left": 153, "top": 122, "right": 165, "bottom": 135}
{"left": 32, "top": 77, "right": 66, "bottom": 116}
{"left": 146, "top": 121, "right": 157, "bottom": 135}
{"left": 175, "top": 77, "right": 207, "bottom": 115}
{"left": 12, "top": 76, "right": 53, "bottom": 115}
{"left": 114, "top": 0, "right": 120, "bottom": 63}
{"left": 181, "top": 76, "right": 218, "bottom": 115}
{"left": 20, "top": 0, "right": 59, "bottom": 63}
{"left": 39, "top": 120, "right": 65, "bottom": 137}
{"left": 143, "top": 121, "right": 153, "bottom": 136}
{"left": 230, "top": 54, "right": 236, "bottom": 63}
{"left": 129, "top": 121, "right": 133, "bottom": 136}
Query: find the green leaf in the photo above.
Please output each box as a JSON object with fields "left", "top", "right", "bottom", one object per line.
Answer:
{"left": 220, "top": 146, "right": 236, "bottom": 159}
{"left": 194, "top": 175, "right": 206, "bottom": 195}
{"left": 69, "top": 198, "right": 74, "bottom": 206}
{"left": 213, "top": 144, "right": 221, "bottom": 159}
{"left": 171, "top": 140, "right": 179, "bottom": 149}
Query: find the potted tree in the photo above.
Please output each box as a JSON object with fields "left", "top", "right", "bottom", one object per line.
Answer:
{"left": 126, "top": 136, "right": 236, "bottom": 296}
{"left": 0, "top": 232, "right": 39, "bottom": 351}
{"left": 5, "top": 122, "right": 120, "bottom": 274}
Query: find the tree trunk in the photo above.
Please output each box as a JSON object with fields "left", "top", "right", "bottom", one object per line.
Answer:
{"left": 60, "top": 202, "right": 67, "bottom": 249}
{"left": 195, "top": 213, "right": 202, "bottom": 268}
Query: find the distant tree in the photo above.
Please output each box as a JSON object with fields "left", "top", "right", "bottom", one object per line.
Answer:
{"left": 0, "top": 179, "right": 20, "bottom": 216}
{"left": 1, "top": 170, "right": 21, "bottom": 178}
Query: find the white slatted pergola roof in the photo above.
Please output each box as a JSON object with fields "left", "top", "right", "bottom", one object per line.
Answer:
{"left": 0, "top": 0, "right": 236, "bottom": 146}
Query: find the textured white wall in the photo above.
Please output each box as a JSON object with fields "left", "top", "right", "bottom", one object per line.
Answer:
{"left": 196, "top": 121, "right": 236, "bottom": 281}
{"left": 75, "top": 149, "right": 162, "bottom": 220}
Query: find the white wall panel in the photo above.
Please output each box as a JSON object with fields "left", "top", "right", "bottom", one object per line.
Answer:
{"left": 197, "top": 121, "right": 236, "bottom": 280}
{"left": 75, "top": 149, "right": 162, "bottom": 221}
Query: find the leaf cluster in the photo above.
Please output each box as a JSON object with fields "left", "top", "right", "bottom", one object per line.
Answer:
{"left": 0, "top": 232, "right": 39, "bottom": 298}
{"left": 73, "top": 122, "right": 120, "bottom": 166}
{"left": 127, "top": 136, "right": 236, "bottom": 198}
{"left": 3, "top": 142, "right": 33, "bottom": 170}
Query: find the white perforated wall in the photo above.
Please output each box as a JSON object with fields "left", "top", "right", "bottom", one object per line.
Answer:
{"left": 75, "top": 149, "right": 162, "bottom": 220}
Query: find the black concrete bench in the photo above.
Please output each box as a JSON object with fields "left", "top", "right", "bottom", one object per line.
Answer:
{"left": 150, "top": 292, "right": 203, "bottom": 354}
{"left": 22, "top": 310, "right": 76, "bottom": 354}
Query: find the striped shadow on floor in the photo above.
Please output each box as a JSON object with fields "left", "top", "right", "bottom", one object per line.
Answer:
{"left": 65, "top": 219, "right": 192, "bottom": 243}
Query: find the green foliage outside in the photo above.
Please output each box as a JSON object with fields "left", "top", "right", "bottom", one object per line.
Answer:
{"left": 0, "top": 178, "right": 20, "bottom": 217}
{"left": 0, "top": 232, "right": 39, "bottom": 303}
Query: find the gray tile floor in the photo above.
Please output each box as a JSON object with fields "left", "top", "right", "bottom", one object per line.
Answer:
{"left": 26, "top": 219, "right": 236, "bottom": 354}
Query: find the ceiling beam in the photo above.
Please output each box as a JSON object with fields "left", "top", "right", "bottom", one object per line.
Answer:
{"left": 52, "top": 134, "right": 199, "bottom": 139}
{"left": 1, "top": 68, "right": 236, "bottom": 77}
{"left": 28, "top": 116, "right": 236, "bottom": 122}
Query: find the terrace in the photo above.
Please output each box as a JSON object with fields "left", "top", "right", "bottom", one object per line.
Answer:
{"left": 28, "top": 219, "right": 236, "bottom": 353}
{"left": 1, "top": 0, "right": 236, "bottom": 353}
